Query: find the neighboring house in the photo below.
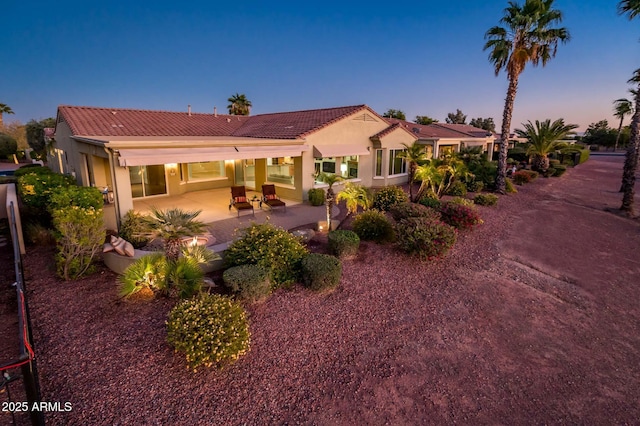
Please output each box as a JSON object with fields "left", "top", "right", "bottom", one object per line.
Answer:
{"left": 386, "top": 119, "right": 496, "bottom": 159}
{"left": 52, "top": 104, "right": 416, "bottom": 229}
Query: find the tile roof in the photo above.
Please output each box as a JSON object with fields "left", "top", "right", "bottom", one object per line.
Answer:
{"left": 58, "top": 104, "right": 370, "bottom": 140}
{"left": 57, "top": 106, "right": 249, "bottom": 137}
{"left": 385, "top": 118, "right": 492, "bottom": 139}
{"left": 370, "top": 122, "right": 404, "bottom": 140}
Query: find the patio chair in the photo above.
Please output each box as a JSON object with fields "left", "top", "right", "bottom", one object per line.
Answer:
{"left": 229, "top": 186, "right": 254, "bottom": 217}
{"left": 260, "top": 184, "right": 286, "bottom": 212}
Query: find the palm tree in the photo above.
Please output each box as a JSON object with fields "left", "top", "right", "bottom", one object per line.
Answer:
{"left": 140, "top": 207, "right": 206, "bottom": 262}
{"left": 515, "top": 119, "right": 578, "bottom": 172}
{"left": 398, "top": 142, "right": 427, "bottom": 201}
{"left": 613, "top": 98, "right": 634, "bottom": 151}
{"left": 316, "top": 173, "right": 343, "bottom": 230}
{"left": 336, "top": 182, "right": 372, "bottom": 218}
{"left": 0, "top": 103, "right": 14, "bottom": 128}
{"left": 621, "top": 69, "right": 640, "bottom": 215}
{"left": 227, "top": 93, "right": 252, "bottom": 115}
{"left": 618, "top": 0, "right": 640, "bottom": 19}
{"left": 484, "top": 0, "right": 570, "bottom": 193}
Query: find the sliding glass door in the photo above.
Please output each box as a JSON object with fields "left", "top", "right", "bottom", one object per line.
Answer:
{"left": 129, "top": 165, "right": 167, "bottom": 198}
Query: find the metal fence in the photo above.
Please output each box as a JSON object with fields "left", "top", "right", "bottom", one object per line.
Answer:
{"left": 0, "top": 201, "right": 45, "bottom": 426}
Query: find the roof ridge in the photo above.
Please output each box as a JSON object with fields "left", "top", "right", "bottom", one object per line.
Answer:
{"left": 58, "top": 104, "right": 236, "bottom": 117}
{"left": 252, "top": 104, "right": 367, "bottom": 119}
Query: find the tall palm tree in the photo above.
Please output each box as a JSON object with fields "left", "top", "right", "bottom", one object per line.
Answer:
{"left": 140, "top": 207, "right": 206, "bottom": 262}
{"left": 484, "top": 0, "right": 570, "bottom": 193}
{"left": 0, "top": 103, "right": 14, "bottom": 128}
{"left": 317, "top": 173, "right": 343, "bottom": 230}
{"left": 227, "top": 93, "right": 252, "bottom": 115}
{"left": 613, "top": 98, "right": 634, "bottom": 151}
{"left": 398, "top": 142, "right": 427, "bottom": 201}
{"left": 515, "top": 119, "right": 578, "bottom": 172}
{"left": 618, "top": 0, "right": 640, "bottom": 19}
{"left": 621, "top": 69, "right": 640, "bottom": 215}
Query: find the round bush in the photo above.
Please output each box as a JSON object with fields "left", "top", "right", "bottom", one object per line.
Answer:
{"left": 473, "top": 193, "right": 498, "bottom": 206}
{"left": 372, "top": 186, "right": 408, "bottom": 211}
{"left": 505, "top": 179, "right": 518, "bottom": 193}
{"left": 352, "top": 210, "right": 395, "bottom": 243}
{"left": 167, "top": 294, "right": 250, "bottom": 370}
{"left": 512, "top": 171, "right": 532, "bottom": 185}
{"left": 389, "top": 202, "right": 441, "bottom": 222}
{"left": 543, "top": 167, "right": 556, "bottom": 178}
{"left": 223, "top": 265, "right": 271, "bottom": 302}
{"left": 523, "top": 170, "right": 539, "bottom": 180}
{"left": 301, "top": 253, "right": 342, "bottom": 291}
{"left": 448, "top": 197, "right": 475, "bottom": 207}
{"left": 17, "top": 171, "right": 74, "bottom": 211}
{"left": 439, "top": 201, "right": 483, "bottom": 230}
{"left": 0, "top": 134, "right": 18, "bottom": 158}
{"left": 14, "top": 165, "right": 52, "bottom": 177}
{"left": 466, "top": 180, "right": 485, "bottom": 193}
{"left": 553, "top": 165, "right": 567, "bottom": 177}
{"left": 224, "top": 223, "right": 308, "bottom": 287}
{"left": 328, "top": 230, "right": 360, "bottom": 259}
{"left": 49, "top": 185, "right": 103, "bottom": 212}
{"left": 445, "top": 180, "right": 467, "bottom": 197}
{"left": 308, "top": 188, "right": 325, "bottom": 206}
{"left": 395, "top": 217, "right": 457, "bottom": 259}
{"left": 418, "top": 196, "right": 442, "bottom": 210}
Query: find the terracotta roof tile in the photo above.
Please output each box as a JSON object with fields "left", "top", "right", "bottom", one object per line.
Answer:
{"left": 370, "top": 123, "right": 403, "bottom": 139}
{"left": 57, "top": 105, "right": 248, "bottom": 137}
{"left": 385, "top": 119, "right": 491, "bottom": 139}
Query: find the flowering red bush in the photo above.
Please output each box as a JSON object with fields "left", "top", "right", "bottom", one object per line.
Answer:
{"left": 439, "top": 201, "right": 483, "bottom": 230}
{"left": 512, "top": 171, "right": 532, "bottom": 185}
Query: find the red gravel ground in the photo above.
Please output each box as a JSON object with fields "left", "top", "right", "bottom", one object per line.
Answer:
{"left": 17, "top": 155, "right": 640, "bottom": 424}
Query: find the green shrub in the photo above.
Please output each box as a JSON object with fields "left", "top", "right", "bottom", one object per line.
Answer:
{"left": 473, "top": 193, "right": 499, "bottom": 206}
{"left": 168, "top": 257, "right": 205, "bottom": 299}
{"left": 18, "top": 171, "right": 74, "bottom": 211}
{"left": 512, "top": 171, "right": 532, "bottom": 185}
{"left": 166, "top": 294, "right": 250, "bottom": 371}
{"left": 553, "top": 164, "right": 567, "bottom": 177}
{"left": 119, "top": 253, "right": 167, "bottom": 298}
{"left": 578, "top": 148, "right": 590, "bottom": 165}
{"left": 119, "top": 210, "right": 151, "bottom": 249}
{"left": 308, "top": 188, "right": 325, "bottom": 206}
{"left": 439, "top": 201, "right": 483, "bottom": 230}
{"left": 24, "top": 221, "right": 56, "bottom": 245}
{"left": 469, "top": 161, "right": 497, "bottom": 190}
{"left": 352, "top": 210, "right": 395, "bottom": 243}
{"left": 505, "top": 179, "right": 517, "bottom": 193}
{"left": 395, "top": 217, "right": 457, "bottom": 259}
{"left": 523, "top": 170, "right": 539, "bottom": 180}
{"left": 389, "top": 202, "right": 441, "bottom": 222}
{"left": 549, "top": 159, "right": 560, "bottom": 166}
{"left": 225, "top": 223, "right": 308, "bottom": 287}
{"left": 49, "top": 185, "right": 103, "bottom": 212}
{"left": 223, "top": 265, "right": 271, "bottom": 302}
{"left": 13, "top": 165, "right": 52, "bottom": 177}
{"left": 372, "top": 186, "right": 408, "bottom": 211}
{"left": 327, "top": 230, "right": 360, "bottom": 259}
{"left": 543, "top": 167, "right": 556, "bottom": 178}
{"left": 466, "top": 180, "right": 484, "bottom": 193}
{"left": 448, "top": 196, "right": 475, "bottom": 207}
{"left": 444, "top": 180, "right": 467, "bottom": 197}
{"left": 300, "top": 253, "right": 342, "bottom": 291}
{"left": 0, "top": 134, "right": 18, "bottom": 158}
{"left": 418, "top": 196, "right": 442, "bottom": 210}
{"left": 52, "top": 206, "right": 105, "bottom": 280}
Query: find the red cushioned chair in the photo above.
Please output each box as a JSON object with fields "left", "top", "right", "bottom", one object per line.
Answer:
{"left": 260, "top": 184, "right": 286, "bottom": 212}
{"left": 229, "top": 186, "right": 254, "bottom": 217}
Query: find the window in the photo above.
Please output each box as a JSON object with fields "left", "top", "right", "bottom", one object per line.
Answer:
{"left": 187, "top": 161, "right": 225, "bottom": 181}
{"left": 425, "top": 145, "right": 434, "bottom": 160}
{"left": 375, "top": 149, "right": 383, "bottom": 177}
{"left": 267, "top": 157, "right": 294, "bottom": 185}
{"left": 314, "top": 157, "right": 336, "bottom": 183}
{"left": 388, "top": 149, "right": 407, "bottom": 176}
{"left": 439, "top": 145, "right": 455, "bottom": 158}
{"left": 341, "top": 155, "right": 359, "bottom": 179}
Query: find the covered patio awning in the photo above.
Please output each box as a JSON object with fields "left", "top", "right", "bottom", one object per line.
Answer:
{"left": 117, "top": 145, "right": 309, "bottom": 167}
{"left": 313, "top": 144, "right": 370, "bottom": 158}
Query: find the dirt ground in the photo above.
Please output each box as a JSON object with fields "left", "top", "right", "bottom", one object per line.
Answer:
{"left": 10, "top": 155, "right": 640, "bottom": 424}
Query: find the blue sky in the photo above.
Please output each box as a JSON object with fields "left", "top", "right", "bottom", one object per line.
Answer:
{"left": 2, "top": 0, "right": 639, "bottom": 132}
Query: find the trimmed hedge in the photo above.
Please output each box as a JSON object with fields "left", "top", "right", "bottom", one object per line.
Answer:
{"left": 389, "top": 202, "right": 441, "bottom": 222}
{"left": 301, "top": 253, "right": 342, "bottom": 291}
{"left": 352, "top": 210, "right": 395, "bottom": 243}
{"left": 553, "top": 164, "right": 567, "bottom": 177}
{"left": 328, "top": 230, "right": 360, "bottom": 259}
{"left": 223, "top": 265, "right": 271, "bottom": 302}
{"left": 473, "top": 193, "right": 498, "bottom": 206}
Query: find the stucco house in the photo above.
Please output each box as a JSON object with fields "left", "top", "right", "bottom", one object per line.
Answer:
{"left": 51, "top": 104, "right": 417, "bottom": 229}
{"left": 385, "top": 119, "right": 496, "bottom": 159}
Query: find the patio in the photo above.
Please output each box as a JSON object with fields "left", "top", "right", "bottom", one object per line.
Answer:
{"left": 129, "top": 187, "right": 335, "bottom": 248}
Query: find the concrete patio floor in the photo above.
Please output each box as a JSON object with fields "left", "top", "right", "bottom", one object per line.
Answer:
{"left": 132, "top": 187, "right": 337, "bottom": 248}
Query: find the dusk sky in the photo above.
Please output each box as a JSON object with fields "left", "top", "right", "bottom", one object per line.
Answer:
{"left": 3, "top": 0, "right": 639, "bottom": 132}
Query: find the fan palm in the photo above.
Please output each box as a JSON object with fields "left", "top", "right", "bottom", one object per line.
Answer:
{"left": 398, "top": 142, "right": 427, "bottom": 201}
{"left": 414, "top": 160, "right": 454, "bottom": 201}
{"left": 484, "top": 0, "right": 570, "bottom": 193}
{"left": 227, "top": 93, "right": 252, "bottom": 115}
{"left": 0, "top": 103, "right": 14, "bottom": 128}
{"left": 317, "top": 173, "right": 343, "bottom": 230}
{"left": 140, "top": 207, "right": 206, "bottom": 262}
{"left": 336, "top": 182, "right": 372, "bottom": 218}
{"left": 515, "top": 119, "right": 578, "bottom": 172}
{"left": 613, "top": 98, "right": 634, "bottom": 151}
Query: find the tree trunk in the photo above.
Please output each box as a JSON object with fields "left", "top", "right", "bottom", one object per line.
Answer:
{"left": 496, "top": 73, "right": 520, "bottom": 194}
{"left": 615, "top": 116, "right": 624, "bottom": 152}
{"left": 165, "top": 238, "right": 182, "bottom": 263}
{"left": 325, "top": 187, "right": 334, "bottom": 229}
{"left": 408, "top": 163, "right": 416, "bottom": 202}
{"left": 620, "top": 93, "right": 640, "bottom": 215}
{"left": 532, "top": 155, "right": 549, "bottom": 173}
